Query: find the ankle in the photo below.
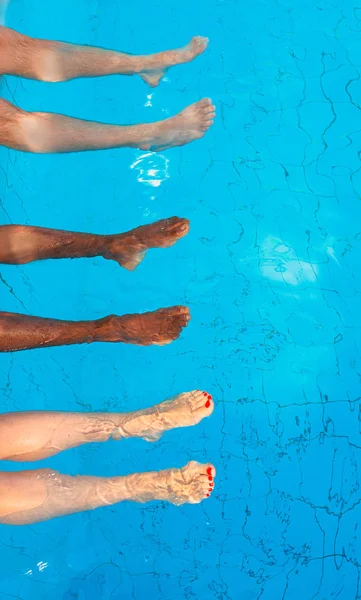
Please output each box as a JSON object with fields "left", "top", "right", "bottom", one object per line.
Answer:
{"left": 101, "top": 235, "right": 116, "bottom": 260}
{"left": 92, "top": 315, "right": 118, "bottom": 342}
{"left": 115, "top": 53, "right": 144, "bottom": 75}
{"left": 129, "top": 55, "right": 146, "bottom": 74}
{"left": 94, "top": 314, "right": 131, "bottom": 344}
{"left": 113, "top": 411, "right": 138, "bottom": 439}
{"left": 131, "top": 122, "right": 159, "bottom": 150}
{"left": 85, "top": 233, "right": 110, "bottom": 259}
{"left": 123, "top": 469, "right": 170, "bottom": 502}
{"left": 102, "top": 234, "right": 125, "bottom": 260}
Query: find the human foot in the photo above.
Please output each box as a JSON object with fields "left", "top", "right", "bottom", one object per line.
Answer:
{"left": 125, "top": 461, "right": 216, "bottom": 505}
{"left": 99, "top": 306, "right": 190, "bottom": 345}
{"left": 105, "top": 217, "right": 190, "bottom": 270}
{"left": 139, "top": 99, "right": 216, "bottom": 152}
{"left": 118, "top": 390, "right": 214, "bottom": 441}
{"left": 140, "top": 36, "right": 209, "bottom": 87}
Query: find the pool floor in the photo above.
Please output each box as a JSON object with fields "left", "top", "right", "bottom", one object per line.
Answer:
{"left": 0, "top": 0, "right": 361, "bottom": 598}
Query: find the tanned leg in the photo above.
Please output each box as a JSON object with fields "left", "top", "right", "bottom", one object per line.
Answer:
{"left": 0, "top": 391, "right": 214, "bottom": 461}
{"left": 0, "top": 462, "right": 216, "bottom": 524}
{"left": 0, "top": 97, "right": 215, "bottom": 153}
{"left": 0, "top": 218, "right": 190, "bottom": 270}
{"left": 0, "top": 26, "right": 208, "bottom": 86}
{"left": 0, "top": 307, "right": 190, "bottom": 352}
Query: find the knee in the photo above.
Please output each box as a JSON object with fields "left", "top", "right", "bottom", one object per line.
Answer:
{"left": 0, "top": 100, "right": 35, "bottom": 152}
{"left": 0, "top": 27, "right": 25, "bottom": 74}
{"left": 36, "top": 50, "right": 67, "bottom": 83}
{"left": 0, "top": 27, "right": 66, "bottom": 83}
{"left": 13, "top": 111, "right": 53, "bottom": 153}
{"left": 2, "top": 224, "right": 28, "bottom": 236}
{"left": 0, "top": 26, "right": 13, "bottom": 54}
{"left": 0, "top": 27, "right": 8, "bottom": 52}
{"left": 0, "top": 225, "right": 32, "bottom": 264}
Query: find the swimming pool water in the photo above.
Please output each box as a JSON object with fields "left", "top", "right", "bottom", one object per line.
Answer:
{"left": 0, "top": 0, "right": 361, "bottom": 598}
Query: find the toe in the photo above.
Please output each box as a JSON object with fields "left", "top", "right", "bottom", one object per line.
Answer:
{"left": 196, "top": 390, "right": 214, "bottom": 410}
{"left": 165, "top": 306, "right": 190, "bottom": 317}
{"left": 177, "top": 222, "right": 190, "bottom": 235}
{"left": 183, "top": 307, "right": 191, "bottom": 320}
{"left": 161, "top": 218, "right": 190, "bottom": 239}
{"left": 206, "top": 464, "right": 216, "bottom": 479}
{"left": 169, "top": 306, "right": 191, "bottom": 327}
{"left": 177, "top": 306, "right": 191, "bottom": 321}
{"left": 194, "top": 35, "right": 208, "bottom": 44}
{"left": 198, "top": 97, "right": 213, "bottom": 108}
{"left": 203, "top": 396, "right": 214, "bottom": 413}
{"left": 197, "top": 37, "right": 209, "bottom": 51}
{"left": 165, "top": 216, "right": 186, "bottom": 227}
{"left": 172, "top": 219, "right": 190, "bottom": 236}
{"left": 195, "top": 389, "right": 210, "bottom": 407}
{"left": 201, "top": 477, "right": 213, "bottom": 499}
{"left": 179, "top": 311, "right": 191, "bottom": 326}
{"left": 164, "top": 216, "right": 182, "bottom": 226}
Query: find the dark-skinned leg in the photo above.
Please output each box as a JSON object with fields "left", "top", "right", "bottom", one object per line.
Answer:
{"left": 0, "top": 307, "right": 190, "bottom": 352}
{"left": 0, "top": 218, "right": 190, "bottom": 270}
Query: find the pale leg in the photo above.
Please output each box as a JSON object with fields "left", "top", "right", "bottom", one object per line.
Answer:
{"left": 0, "top": 391, "right": 214, "bottom": 461}
{"left": 0, "top": 98, "right": 215, "bottom": 153}
{"left": 0, "top": 462, "right": 216, "bottom": 525}
{"left": 0, "top": 26, "right": 208, "bottom": 86}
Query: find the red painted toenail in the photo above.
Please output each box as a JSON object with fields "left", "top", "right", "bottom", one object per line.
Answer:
{"left": 208, "top": 395, "right": 212, "bottom": 400}
{"left": 205, "top": 400, "right": 211, "bottom": 408}
{"left": 206, "top": 494, "right": 210, "bottom": 497}
{"left": 208, "top": 488, "right": 212, "bottom": 492}
{"left": 203, "top": 392, "right": 208, "bottom": 396}
{"left": 208, "top": 476, "right": 213, "bottom": 482}
{"left": 207, "top": 467, "right": 213, "bottom": 475}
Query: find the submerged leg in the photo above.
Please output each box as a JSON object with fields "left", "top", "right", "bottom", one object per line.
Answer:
{"left": 0, "top": 26, "right": 208, "bottom": 86}
{"left": 0, "top": 97, "right": 215, "bottom": 153}
{"left": 0, "top": 462, "right": 216, "bottom": 524}
{"left": 0, "top": 391, "right": 214, "bottom": 461}
{"left": 0, "top": 307, "right": 190, "bottom": 352}
{"left": 0, "top": 218, "right": 190, "bottom": 270}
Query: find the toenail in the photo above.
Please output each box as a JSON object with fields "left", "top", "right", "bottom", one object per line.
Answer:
{"left": 206, "top": 494, "right": 210, "bottom": 497}
{"left": 208, "top": 488, "right": 212, "bottom": 492}
{"left": 208, "top": 395, "right": 212, "bottom": 400}
{"left": 208, "top": 476, "right": 213, "bottom": 482}
{"left": 203, "top": 392, "right": 208, "bottom": 396}
{"left": 205, "top": 400, "right": 211, "bottom": 408}
{"left": 207, "top": 467, "right": 213, "bottom": 475}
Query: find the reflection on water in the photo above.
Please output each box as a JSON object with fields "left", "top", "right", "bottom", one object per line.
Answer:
{"left": 130, "top": 92, "right": 171, "bottom": 189}
{"left": 25, "top": 561, "right": 49, "bottom": 576}
{"left": 130, "top": 152, "right": 170, "bottom": 188}
{"left": 260, "top": 236, "right": 319, "bottom": 285}
{"left": 325, "top": 244, "right": 340, "bottom": 265}
{"left": 144, "top": 93, "right": 153, "bottom": 108}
